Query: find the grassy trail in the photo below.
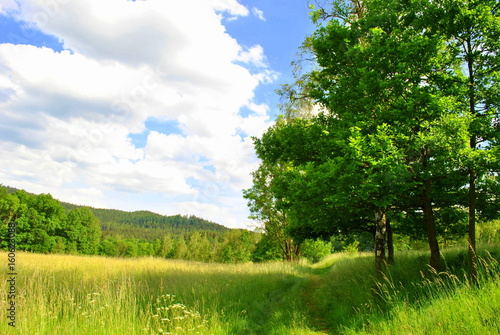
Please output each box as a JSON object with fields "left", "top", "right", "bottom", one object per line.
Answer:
{"left": 302, "top": 274, "right": 330, "bottom": 334}
{"left": 297, "top": 253, "right": 353, "bottom": 334}
{"left": 302, "top": 248, "right": 500, "bottom": 335}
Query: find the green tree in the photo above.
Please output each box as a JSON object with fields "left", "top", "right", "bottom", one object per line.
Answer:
{"left": 0, "top": 192, "right": 20, "bottom": 225}
{"left": 157, "top": 233, "right": 174, "bottom": 258}
{"left": 252, "top": 114, "right": 411, "bottom": 271}
{"left": 172, "top": 237, "right": 188, "bottom": 259}
{"left": 0, "top": 192, "right": 21, "bottom": 249}
{"left": 187, "top": 232, "right": 212, "bottom": 262}
{"left": 137, "top": 241, "right": 155, "bottom": 256}
{"left": 251, "top": 234, "right": 282, "bottom": 262}
{"left": 244, "top": 162, "right": 299, "bottom": 261}
{"left": 10, "top": 191, "right": 68, "bottom": 253}
{"left": 304, "top": 0, "right": 477, "bottom": 271}
{"left": 100, "top": 238, "right": 118, "bottom": 256}
{"left": 216, "top": 230, "right": 254, "bottom": 263}
{"left": 51, "top": 237, "right": 67, "bottom": 253}
{"left": 64, "top": 207, "right": 101, "bottom": 255}
{"left": 435, "top": 0, "right": 500, "bottom": 278}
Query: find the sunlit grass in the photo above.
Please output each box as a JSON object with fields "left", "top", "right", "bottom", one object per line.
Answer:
{"left": 2, "top": 246, "right": 499, "bottom": 334}
{"left": 0, "top": 252, "right": 325, "bottom": 335}
{"left": 306, "top": 246, "right": 500, "bottom": 334}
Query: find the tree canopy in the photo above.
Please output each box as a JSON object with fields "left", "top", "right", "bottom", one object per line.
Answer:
{"left": 246, "top": 0, "right": 500, "bottom": 272}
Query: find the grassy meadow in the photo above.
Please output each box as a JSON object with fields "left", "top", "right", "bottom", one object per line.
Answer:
{"left": 1, "top": 245, "right": 500, "bottom": 334}
{"left": 0, "top": 252, "right": 322, "bottom": 335}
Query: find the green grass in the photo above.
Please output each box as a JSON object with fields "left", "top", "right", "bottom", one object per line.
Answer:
{"left": 306, "top": 246, "right": 500, "bottom": 334}
{"left": 0, "top": 252, "right": 324, "bottom": 335}
{"left": 1, "top": 245, "right": 499, "bottom": 334}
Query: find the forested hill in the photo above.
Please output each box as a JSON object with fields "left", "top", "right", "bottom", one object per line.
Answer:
{"left": 4, "top": 185, "right": 228, "bottom": 241}
{"left": 1, "top": 185, "right": 261, "bottom": 262}
{"left": 59, "top": 195, "right": 229, "bottom": 241}
{"left": 90, "top": 209, "right": 228, "bottom": 241}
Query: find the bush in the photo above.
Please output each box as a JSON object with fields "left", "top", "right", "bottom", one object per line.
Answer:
{"left": 301, "top": 238, "right": 331, "bottom": 263}
{"left": 478, "top": 220, "right": 500, "bottom": 244}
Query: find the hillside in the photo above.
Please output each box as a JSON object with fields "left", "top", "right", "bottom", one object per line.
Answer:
{"left": 2, "top": 185, "right": 229, "bottom": 241}
{"left": 68, "top": 206, "right": 229, "bottom": 241}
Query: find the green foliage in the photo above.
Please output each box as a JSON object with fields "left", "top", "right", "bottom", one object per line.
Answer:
{"left": 478, "top": 220, "right": 500, "bottom": 244}
{"left": 95, "top": 209, "right": 228, "bottom": 242}
{"left": 301, "top": 238, "right": 332, "bottom": 263}
{"left": 157, "top": 233, "right": 174, "bottom": 258}
{"left": 217, "top": 230, "right": 255, "bottom": 263}
{"left": 64, "top": 207, "right": 102, "bottom": 255}
{"left": 172, "top": 237, "right": 189, "bottom": 260}
{"left": 0, "top": 186, "right": 101, "bottom": 255}
{"left": 343, "top": 241, "right": 360, "bottom": 254}
{"left": 187, "top": 231, "right": 212, "bottom": 262}
{"left": 252, "top": 234, "right": 282, "bottom": 262}
{"left": 1, "top": 185, "right": 261, "bottom": 264}
{"left": 246, "top": 0, "right": 500, "bottom": 273}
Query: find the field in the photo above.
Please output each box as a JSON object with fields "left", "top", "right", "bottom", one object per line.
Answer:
{"left": 0, "top": 252, "right": 323, "bottom": 335}
{"left": 1, "top": 247, "right": 500, "bottom": 335}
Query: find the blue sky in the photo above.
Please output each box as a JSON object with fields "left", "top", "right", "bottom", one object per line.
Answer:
{"left": 0, "top": 0, "right": 315, "bottom": 228}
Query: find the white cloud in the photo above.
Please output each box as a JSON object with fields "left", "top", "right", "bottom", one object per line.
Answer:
{"left": 212, "top": 0, "right": 249, "bottom": 17}
{"left": 237, "top": 44, "right": 267, "bottom": 68}
{"left": 252, "top": 7, "right": 266, "bottom": 21}
{"left": 0, "top": 0, "right": 274, "bottom": 228}
{"left": 0, "top": 1, "right": 18, "bottom": 14}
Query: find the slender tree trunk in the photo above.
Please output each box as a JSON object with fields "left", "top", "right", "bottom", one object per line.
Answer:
{"left": 374, "top": 210, "right": 387, "bottom": 274}
{"left": 294, "top": 243, "right": 301, "bottom": 262}
{"left": 466, "top": 36, "right": 478, "bottom": 281}
{"left": 423, "top": 178, "right": 440, "bottom": 271}
{"left": 387, "top": 217, "right": 394, "bottom": 265}
{"left": 283, "top": 239, "right": 300, "bottom": 262}
{"left": 284, "top": 239, "right": 292, "bottom": 261}
{"left": 468, "top": 155, "right": 477, "bottom": 281}
{"left": 422, "top": 149, "right": 440, "bottom": 271}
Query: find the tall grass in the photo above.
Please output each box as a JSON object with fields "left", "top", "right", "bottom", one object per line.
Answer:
{"left": 344, "top": 254, "right": 500, "bottom": 334}
{"left": 307, "top": 246, "right": 500, "bottom": 334}
{"left": 0, "top": 252, "right": 325, "bottom": 335}
{"left": 2, "top": 246, "right": 499, "bottom": 334}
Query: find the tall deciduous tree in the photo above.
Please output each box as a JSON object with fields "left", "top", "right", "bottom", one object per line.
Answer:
{"left": 64, "top": 207, "right": 101, "bottom": 255}
{"left": 304, "top": 0, "right": 482, "bottom": 271}
{"left": 244, "top": 161, "right": 299, "bottom": 261}
{"left": 435, "top": 0, "right": 500, "bottom": 278}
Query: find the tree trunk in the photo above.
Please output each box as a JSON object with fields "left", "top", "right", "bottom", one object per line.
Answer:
{"left": 387, "top": 217, "right": 394, "bottom": 265}
{"left": 468, "top": 168, "right": 477, "bottom": 281}
{"left": 283, "top": 239, "right": 300, "bottom": 262}
{"left": 284, "top": 239, "right": 292, "bottom": 261}
{"left": 421, "top": 148, "right": 440, "bottom": 271}
{"left": 466, "top": 36, "right": 477, "bottom": 281}
{"left": 423, "top": 177, "right": 440, "bottom": 271}
{"left": 374, "top": 210, "right": 387, "bottom": 274}
{"left": 294, "top": 243, "right": 301, "bottom": 262}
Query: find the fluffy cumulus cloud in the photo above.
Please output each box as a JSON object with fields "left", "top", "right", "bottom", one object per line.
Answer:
{"left": 0, "top": 0, "right": 277, "bottom": 228}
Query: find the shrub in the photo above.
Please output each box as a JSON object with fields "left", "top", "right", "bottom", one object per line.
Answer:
{"left": 301, "top": 238, "right": 331, "bottom": 263}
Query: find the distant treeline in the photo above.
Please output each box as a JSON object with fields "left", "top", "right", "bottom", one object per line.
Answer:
{"left": 0, "top": 185, "right": 263, "bottom": 263}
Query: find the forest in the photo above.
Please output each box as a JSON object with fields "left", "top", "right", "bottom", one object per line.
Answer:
{"left": 0, "top": 186, "right": 261, "bottom": 263}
